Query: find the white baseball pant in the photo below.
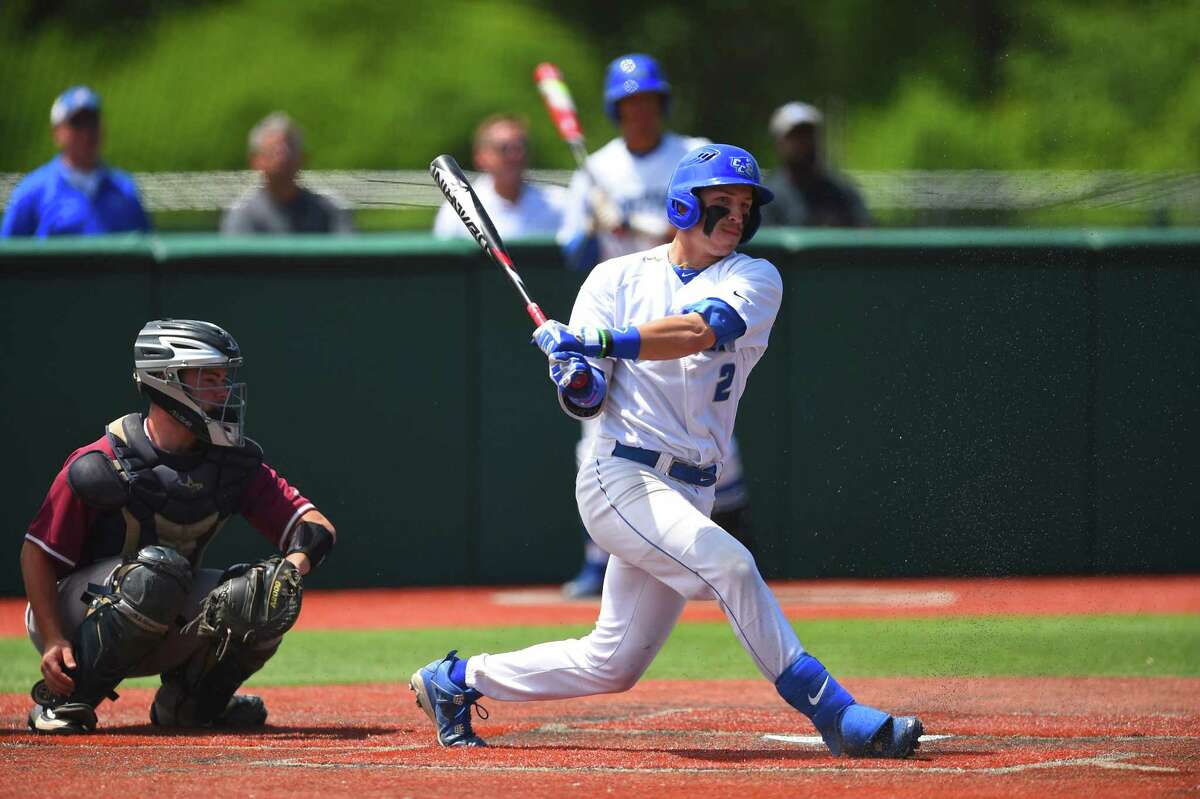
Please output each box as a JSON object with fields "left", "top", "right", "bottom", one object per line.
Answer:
{"left": 468, "top": 446, "right": 804, "bottom": 700}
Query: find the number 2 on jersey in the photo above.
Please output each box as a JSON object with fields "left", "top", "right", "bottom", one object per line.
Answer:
{"left": 713, "top": 363, "right": 736, "bottom": 402}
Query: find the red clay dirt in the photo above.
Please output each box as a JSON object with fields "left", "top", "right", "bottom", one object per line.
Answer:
{"left": 3, "top": 576, "right": 1198, "bottom": 797}
{"left": 2, "top": 678, "right": 1197, "bottom": 799}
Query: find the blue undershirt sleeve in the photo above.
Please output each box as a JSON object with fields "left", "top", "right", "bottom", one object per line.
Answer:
{"left": 682, "top": 297, "right": 747, "bottom": 349}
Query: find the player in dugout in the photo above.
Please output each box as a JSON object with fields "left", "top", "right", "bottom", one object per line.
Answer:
{"left": 21, "top": 319, "right": 336, "bottom": 734}
{"left": 410, "top": 144, "right": 924, "bottom": 758}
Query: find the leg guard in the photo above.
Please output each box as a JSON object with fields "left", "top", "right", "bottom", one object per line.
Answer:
{"left": 776, "top": 653, "right": 923, "bottom": 758}
{"left": 151, "top": 635, "right": 279, "bottom": 727}
{"left": 54, "top": 546, "right": 192, "bottom": 709}
{"left": 775, "top": 653, "right": 856, "bottom": 754}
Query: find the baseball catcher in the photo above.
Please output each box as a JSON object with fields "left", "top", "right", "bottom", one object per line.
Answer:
{"left": 21, "top": 319, "right": 336, "bottom": 733}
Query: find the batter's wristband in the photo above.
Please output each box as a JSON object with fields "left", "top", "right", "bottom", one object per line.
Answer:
{"left": 608, "top": 326, "right": 641, "bottom": 359}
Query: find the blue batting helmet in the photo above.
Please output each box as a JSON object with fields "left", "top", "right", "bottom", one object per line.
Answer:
{"left": 666, "top": 144, "right": 775, "bottom": 243}
{"left": 604, "top": 53, "right": 671, "bottom": 122}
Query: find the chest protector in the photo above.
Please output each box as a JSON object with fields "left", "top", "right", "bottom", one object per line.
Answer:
{"left": 82, "top": 414, "right": 263, "bottom": 566}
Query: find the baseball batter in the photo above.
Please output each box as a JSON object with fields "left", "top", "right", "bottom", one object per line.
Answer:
{"left": 557, "top": 53, "right": 757, "bottom": 599}
{"left": 411, "top": 144, "right": 924, "bottom": 758}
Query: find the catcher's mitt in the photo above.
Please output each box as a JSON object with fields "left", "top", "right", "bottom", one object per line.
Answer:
{"left": 181, "top": 556, "right": 303, "bottom": 660}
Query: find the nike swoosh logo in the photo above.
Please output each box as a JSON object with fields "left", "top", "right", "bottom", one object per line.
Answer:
{"left": 808, "top": 676, "right": 829, "bottom": 705}
{"left": 733, "top": 290, "right": 748, "bottom": 302}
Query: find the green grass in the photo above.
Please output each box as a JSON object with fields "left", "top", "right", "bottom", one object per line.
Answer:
{"left": 2, "top": 614, "right": 1196, "bottom": 694}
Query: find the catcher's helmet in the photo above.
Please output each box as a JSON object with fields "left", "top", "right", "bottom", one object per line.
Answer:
{"left": 133, "top": 319, "right": 247, "bottom": 447}
{"left": 603, "top": 53, "right": 671, "bottom": 122}
{"left": 666, "top": 144, "right": 775, "bottom": 244}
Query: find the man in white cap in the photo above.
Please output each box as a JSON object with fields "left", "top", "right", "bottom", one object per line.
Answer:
{"left": 761, "top": 102, "right": 871, "bottom": 228}
{"left": 2, "top": 86, "right": 151, "bottom": 237}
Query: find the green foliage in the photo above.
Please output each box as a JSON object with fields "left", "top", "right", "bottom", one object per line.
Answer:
{"left": 846, "top": 1, "right": 1200, "bottom": 170}
{"left": 0, "top": 1, "right": 1196, "bottom": 177}
{"left": 1, "top": 614, "right": 1195, "bottom": 692}
{"left": 0, "top": 0, "right": 605, "bottom": 172}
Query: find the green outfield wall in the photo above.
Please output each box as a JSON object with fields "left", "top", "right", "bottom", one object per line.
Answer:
{"left": 1, "top": 229, "right": 1197, "bottom": 593}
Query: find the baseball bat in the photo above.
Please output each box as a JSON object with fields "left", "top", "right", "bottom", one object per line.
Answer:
{"left": 428, "top": 154, "right": 588, "bottom": 388}
{"left": 534, "top": 62, "right": 593, "bottom": 174}
{"left": 535, "top": 62, "right": 628, "bottom": 234}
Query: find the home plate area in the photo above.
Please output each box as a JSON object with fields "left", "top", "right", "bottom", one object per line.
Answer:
{"left": 4, "top": 676, "right": 1196, "bottom": 798}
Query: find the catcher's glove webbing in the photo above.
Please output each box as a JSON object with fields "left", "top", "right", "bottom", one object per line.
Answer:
{"left": 181, "top": 556, "right": 302, "bottom": 660}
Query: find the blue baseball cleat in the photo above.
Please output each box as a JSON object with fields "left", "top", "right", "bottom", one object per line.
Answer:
{"left": 409, "top": 650, "right": 488, "bottom": 747}
{"left": 832, "top": 704, "right": 923, "bottom": 758}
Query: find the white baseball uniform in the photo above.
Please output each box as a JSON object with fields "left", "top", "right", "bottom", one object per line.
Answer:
{"left": 433, "top": 175, "right": 565, "bottom": 240}
{"left": 467, "top": 243, "right": 806, "bottom": 700}
{"left": 557, "top": 132, "right": 710, "bottom": 264}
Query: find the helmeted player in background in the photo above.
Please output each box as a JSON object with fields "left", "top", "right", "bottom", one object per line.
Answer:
{"left": 410, "top": 144, "right": 924, "bottom": 758}
{"left": 557, "top": 53, "right": 708, "bottom": 272}
{"left": 21, "top": 319, "right": 336, "bottom": 733}
{"left": 556, "top": 53, "right": 753, "bottom": 598}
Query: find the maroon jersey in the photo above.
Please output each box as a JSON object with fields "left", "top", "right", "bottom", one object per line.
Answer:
{"left": 25, "top": 435, "right": 314, "bottom": 578}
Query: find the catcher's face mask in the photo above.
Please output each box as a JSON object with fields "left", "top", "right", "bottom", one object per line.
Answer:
{"left": 167, "top": 364, "right": 246, "bottom": 446}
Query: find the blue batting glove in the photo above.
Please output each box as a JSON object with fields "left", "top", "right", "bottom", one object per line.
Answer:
{"left": 549, "top": 355, "right": 606, "bottom": 408}
{"left": 548, "top": 353, "right": 589, "bottom": 391}
{"left": 533, "top": 320, "right": 642, "bottom": 361}
{"left": 534, "top": 320, "right": 590, "bottom": 358}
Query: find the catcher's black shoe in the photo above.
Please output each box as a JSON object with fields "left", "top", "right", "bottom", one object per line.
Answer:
{"left": 214, "top": 694, "right": 267, "bottom": 727}
{"left": 28, "top": 703, "right": 97, "bottom": 734}
{"left": 151, "top": 693, "right": 267, "bottom": 728}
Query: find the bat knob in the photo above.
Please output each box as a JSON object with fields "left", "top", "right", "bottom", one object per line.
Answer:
{"left": 568, "top": 371, "right": 591, "bottom": 391}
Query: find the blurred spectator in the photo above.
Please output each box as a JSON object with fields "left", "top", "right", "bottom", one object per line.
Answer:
{"left": 761, "top": 102, "right": 871, "bottom": 228}
{"left": 221, "top": 112, "right": 352, "bottom": 234}
{"left": 433, "top": 114, "right": 563, "bottom": 240}
{"left": 2, "top": 86, "right": 151, "bottom": 237}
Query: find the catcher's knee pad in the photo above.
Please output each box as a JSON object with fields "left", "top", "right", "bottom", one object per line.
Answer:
{"left": 66, "top": 546, "right": 193, "bottom": 707}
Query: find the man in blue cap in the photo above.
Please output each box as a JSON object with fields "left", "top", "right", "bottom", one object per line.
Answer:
{"left": 2, "top": 86, "right": 151, "bottom": 237}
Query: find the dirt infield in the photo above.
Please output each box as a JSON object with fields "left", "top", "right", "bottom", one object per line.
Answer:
{"left": 3, "top": 576, "right": 1197, "bottom": 796}
{"left": 2, "top": 677, "right": 1197, "bottom": 798}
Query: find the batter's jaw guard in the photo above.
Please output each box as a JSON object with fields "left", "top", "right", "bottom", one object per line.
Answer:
{"left": 603, "top": 53, "right": 671, "bottom": 122}
{"left": 133, "top": 319, "right": 247, "bottom": 448}
{"left": 775, "top": 653, "right": 923, "bottom": 758}
{"left": 665, "top": 144, "right": 776, "bottom": 244}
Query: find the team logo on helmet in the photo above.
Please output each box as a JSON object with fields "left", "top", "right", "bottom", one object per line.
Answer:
{"left": 729, "top": 157, "right": 757, "bottom": 179}
{"left": 620, "top": 58, "right": 637, "bottom": 73}
{"left": 623, "top": 79, "right": 639, "bottom": 93}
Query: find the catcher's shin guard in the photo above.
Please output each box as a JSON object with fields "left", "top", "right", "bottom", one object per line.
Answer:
{"left": 154, "top": 556, "right": 301, "bottom": 726}
{"left": 37, "top": 546, "right": 191, "bottom": 714}
{"left": 775, "top": 653, "right": 923, "bottom": 758}
{"left": 151, "top": 636, "right": 279, "bottom": 727}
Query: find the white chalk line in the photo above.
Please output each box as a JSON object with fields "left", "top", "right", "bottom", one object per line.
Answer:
{"left": 243, "top": 752, "right": 1179, "bottom": 775}
{"left": 764, "top": 733, "right": 954, "bottom": 745}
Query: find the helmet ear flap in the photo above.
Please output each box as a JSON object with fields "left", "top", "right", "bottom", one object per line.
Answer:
{"left": 666, "top": 190, "right": 701, "bottom": 230}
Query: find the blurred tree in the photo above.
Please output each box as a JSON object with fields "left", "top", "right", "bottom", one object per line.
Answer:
{"left": 0, "top": 0, "right": 1196, "bottom": 176}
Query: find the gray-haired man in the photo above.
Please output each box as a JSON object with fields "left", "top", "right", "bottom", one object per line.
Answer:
{"left": 220, "top": 112, "right": 352, "bottom": 234}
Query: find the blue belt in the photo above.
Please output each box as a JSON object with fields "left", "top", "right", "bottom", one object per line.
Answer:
{"left": 611, "top": 442, "right": 717, "bottom": 487}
